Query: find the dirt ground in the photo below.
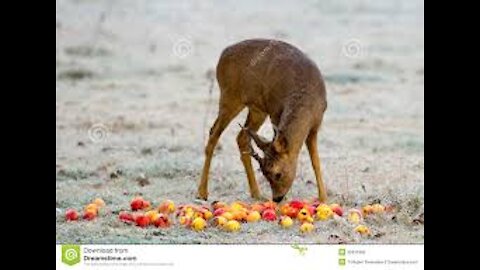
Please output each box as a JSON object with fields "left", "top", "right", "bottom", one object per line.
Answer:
{"left": 56, "top": 0, "right": 424, "bottom": 244}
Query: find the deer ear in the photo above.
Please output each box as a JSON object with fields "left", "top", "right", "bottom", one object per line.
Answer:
{"left": 272, "top": 132, "right": 288, "bottom": 153}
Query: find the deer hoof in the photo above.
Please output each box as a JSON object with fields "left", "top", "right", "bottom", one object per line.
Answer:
{"left": 196, "top": 192, "right": 208, "bottom": 201}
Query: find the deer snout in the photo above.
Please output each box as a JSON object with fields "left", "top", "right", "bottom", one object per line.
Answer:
{"left": 269, "top": 169, "right": 296, "bottom": 203}
{"left": 272, "top": 195, "right": 285, "bottom": 203}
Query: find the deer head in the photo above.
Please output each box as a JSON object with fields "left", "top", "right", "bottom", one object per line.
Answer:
{"left": 241, "top": 124, "right": 298, "bottom": 202}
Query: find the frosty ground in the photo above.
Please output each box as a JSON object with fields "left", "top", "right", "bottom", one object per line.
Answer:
{"left": 56, "top": 0, "right": 424, "bottom": 244}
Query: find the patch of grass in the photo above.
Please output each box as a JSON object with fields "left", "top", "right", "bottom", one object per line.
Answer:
{"left": 119, "top": 159, "right": 198, "bottom": 180}
{"left": 58, "top": 68, "right": 95, "bottom": 81}
{"left": 351, "top": 132, "right": 424, "bottom": 154}
{"left": 57, "top": 167, "right": 96, "bottom": 181}
{"left": 325, "top": 71, "right": 386, "bottom": 85}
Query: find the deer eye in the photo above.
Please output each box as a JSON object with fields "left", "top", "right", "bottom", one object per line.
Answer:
{"left": 274, "top": 173, "right": 282, "bottom": 181}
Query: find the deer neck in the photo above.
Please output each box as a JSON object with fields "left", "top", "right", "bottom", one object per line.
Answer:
{"left": 278, "top": 102, "right": 312, "bottom": 156}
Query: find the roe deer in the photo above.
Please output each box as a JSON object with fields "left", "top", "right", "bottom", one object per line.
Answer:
{"left": 197, "top": 39, "right": 328, "bottom": 203}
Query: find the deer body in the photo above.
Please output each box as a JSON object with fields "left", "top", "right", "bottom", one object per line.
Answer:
{"left": 197, "top": 39, "right": 328, "bottom": 202}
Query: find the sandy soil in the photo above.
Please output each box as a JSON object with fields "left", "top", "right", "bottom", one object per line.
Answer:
{"left": 56, "top": 0, "right": 424, "bottom": 244}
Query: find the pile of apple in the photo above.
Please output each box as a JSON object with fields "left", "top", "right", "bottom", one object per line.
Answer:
{"left": 65, "top": 198, "right": 106, "bottom": 221}
{"left": 119, "top": 197, "right": 175, "bottom": 228}
{"left": 346, "top": 203, "right": 395, "bottom": 235}
{"left": 64, "top": 197, "right": 393, "bottom": 236}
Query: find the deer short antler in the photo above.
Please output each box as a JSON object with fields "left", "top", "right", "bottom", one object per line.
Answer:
{"left": 238, "top": 123, "right": 264, "bottom": 164}
{"left": 239, "top": 124, "right": 270, "bottom": 152}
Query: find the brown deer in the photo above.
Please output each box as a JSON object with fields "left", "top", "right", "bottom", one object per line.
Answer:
{"left": 197, "top": 39, "right": 328, "bottom": 203}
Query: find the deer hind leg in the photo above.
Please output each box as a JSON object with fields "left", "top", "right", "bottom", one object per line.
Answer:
{"left": 306, "top": 126, "right": 328, "bottom": 203}
{"left": 197, "top": 102, "right": 244, "bottom": 200}
{"left": 236, "top": 108, "right": 267, "bottom": 200}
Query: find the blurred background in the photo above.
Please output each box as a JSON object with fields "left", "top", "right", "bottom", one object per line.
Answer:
{"left": 56, "top": 0, "right": 424, "bottom": 244}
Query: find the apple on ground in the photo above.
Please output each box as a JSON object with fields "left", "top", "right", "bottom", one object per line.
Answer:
{"left": 93, "top": 198, "right": 106, "bottom": 208}
{"left": 119, "top": 211, "right": 134, "bottom": 223}
{"left": 316, "top": 204, "right": 333, "bottom": 221}
{"left": 288, "top": 200, "right": 304, "bottom": 210}
{"left": 279, "top": 216, "right": 293, "bottom": 228}
{"left": 224, "top": 220, "right": 241, "bottom": 232}
{"left": 262, "top": 208, "right": 277, "bottom": 221}
{"left": 354, "top": 225, "right": 371, "bottom": 236}
{"left": 212, "top": 216, "right": 228, "bottom": 227}
{"left": 213, "top": 208, "right": 226, "bottom": 217}
{"left": 158, "top": 200, "right": 176, "bottom": 214}
{"left": 153, "top": 214, "right": 171, "bottom": 228}
{"left": 135, "top": 214, "right": 150, "bottom": 227}
{"left": 300, "top": 222, "right": 314, "bottom": 233}
{"left": 83, "top": 209, "right": 97, "bottom": 221}
{"left": 191, "top": 217, "right": 207, "bottom": 231}
{"left": 84, "top": 203, "right": 99, "bottom": 214}
{"left": 65, "top": 209, "right": 79, "bottom": 221}
{"left": 130, "top": 196, "right": 144, "bottom": 211}
{"left": 246, "top": 211, "right": 261, "bottom": 222}
{"left": 296, "top": 208, "right": 311, "bottom": 222}
{"left": 329, "top": 204, "right": 343, "bottom": 216}
{"left": 145, "top": 210, "right": 160, "bottom": 223}
{"left": 347, "top": 209, "right": 363, "bottom": 224}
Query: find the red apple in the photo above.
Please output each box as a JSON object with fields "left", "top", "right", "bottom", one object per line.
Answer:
{"left": 250, "top": 203, "right": 266, "bottom": 213}
{"left": 65, "top": 209, "right": 79, "bottom": 221}
{"left": 153, "top": 214, "right": 171, "bottom": 228}
{"left": 280, "top": 204, "right": 299, "bottom": 218}
{"left": 83, "top": 210, "right": 97, "bottom": 220}
{"left": 263, "top": 201, "right": 277, "bottom": 210}
{"left": 262, "top": 208, "right": 277, "bottom": 221}
{"left": 158, "top": 200, "right": 175, "bottom": 214}
{"left": 306, "top": 205, "right": 316, "bottom": 216}
{"left": 330, "top": 204, "right": 344, "bottom": 216}
{"left": 213, "top": 208, "right": 226, "bottom": 217}
{"left": 287, "top": 208, "right": 300, "bottom": 218}
{"left": 289, "top": 200, "right": 304, "bottom": 210}
{"left": 142, "top": 200, "right": 151, "bottom": 209}
{"left": 135, "top": 214, "right": 150, "bottom": 227}
{"left": 153, "top": 218, "right": 166, "bottom": 228}
{"left": 119, "top": 211, "right": 134, "bottom": 223}
{"left": 130, "top": 197, "right": 144, "bottom": 211}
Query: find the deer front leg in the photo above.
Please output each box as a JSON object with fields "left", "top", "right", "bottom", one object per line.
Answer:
{"left": 197, "top": 106, "right": 243, "bottom": 200}
{"left": 306, "top": 128, "right": 328, "bottom": 203}
{"left": 237, "top": 109, "right": 268, "bottom": 200}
